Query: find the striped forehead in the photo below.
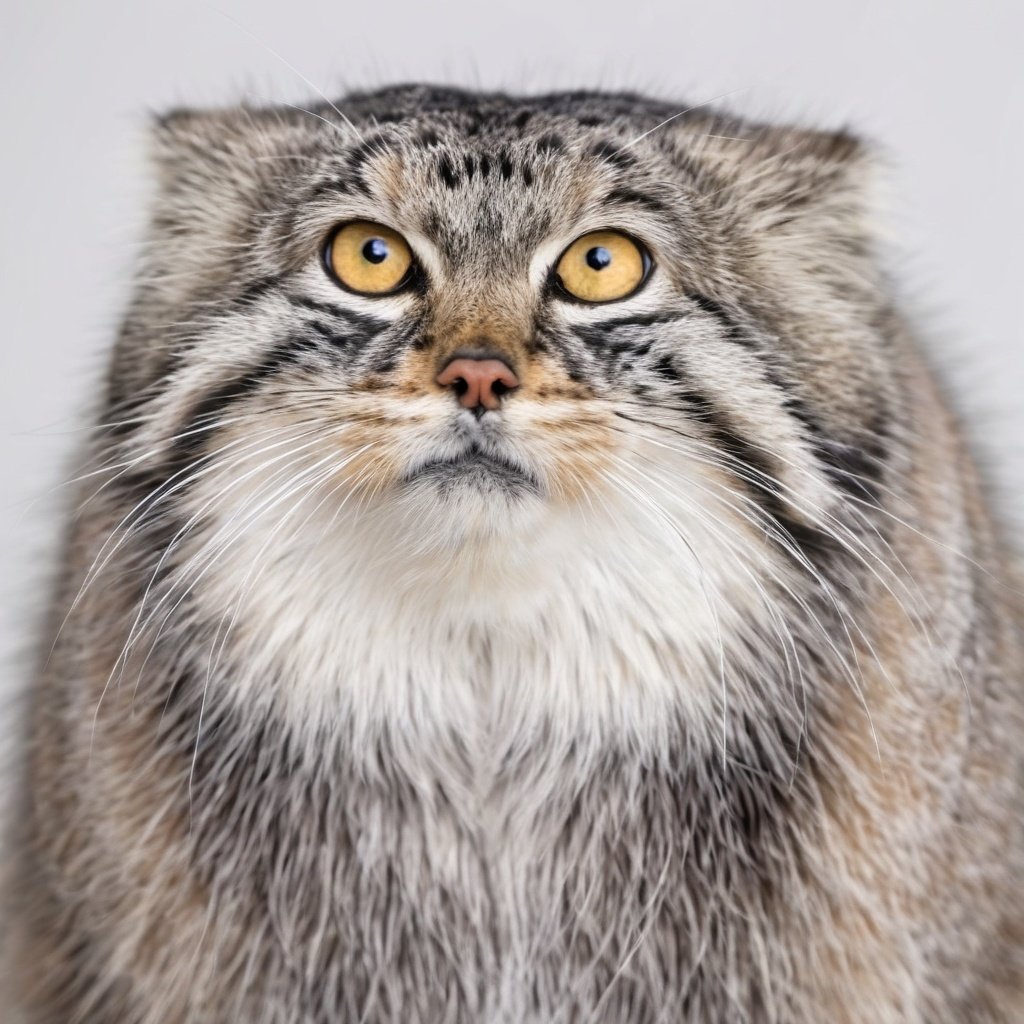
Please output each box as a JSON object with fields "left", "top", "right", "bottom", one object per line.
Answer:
{"left": 317, "top": 119, "right": 670, "bottom": 266}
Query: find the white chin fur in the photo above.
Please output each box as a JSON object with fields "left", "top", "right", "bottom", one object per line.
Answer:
{"left": 187, "top": 450, "right": 783, "bottom": 768}
{"left": 390, "top": 469, "right": 549, "bottom": 554}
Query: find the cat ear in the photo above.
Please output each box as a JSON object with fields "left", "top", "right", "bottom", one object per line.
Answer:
{"left": 138, "top": 107, "right": 310, "bottom": 308}
{"left": 668, "top": 116, "right": 878, "bottom": 246}
{"left": 148, "top": 105, "right": 290, "bottom": 210}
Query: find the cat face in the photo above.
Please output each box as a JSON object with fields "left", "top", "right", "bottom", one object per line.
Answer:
{"left": 107, "top": 86, "right": 893, "bottom": 589}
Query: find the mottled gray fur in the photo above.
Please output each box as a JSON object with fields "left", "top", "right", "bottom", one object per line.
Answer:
{"left": 5, "top": 85, "right": 1023, "bottom": 1023}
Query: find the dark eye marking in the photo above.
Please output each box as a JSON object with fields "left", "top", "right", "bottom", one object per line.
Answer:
{"left": 573, "top": 311, "right": 686, "bottom": 349}
{"left": 686, "top": 294, "right": 759, "bottom": 349}
{"left": 602, "top": 186, "right": 669, "bottom": 215}
{"left": 231, "top": 275, "right": 286, "bottom": 307}
{"left": 286, "top": 294, "right": 390, "bottom": 336}
{"left": 118, "top": 335, "right": 324, "bottom": 503}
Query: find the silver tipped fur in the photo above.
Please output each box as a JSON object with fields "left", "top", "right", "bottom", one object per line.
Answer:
{"left": 4, "top": 85, "right": 1022, "bottom": 1023}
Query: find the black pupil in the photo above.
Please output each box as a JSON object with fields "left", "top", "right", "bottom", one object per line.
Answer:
{"left": 586, "top": 246, "right": 612, "bottom": 271}
{"left": 363, "top": 238, "right": 389, "bottom": 264}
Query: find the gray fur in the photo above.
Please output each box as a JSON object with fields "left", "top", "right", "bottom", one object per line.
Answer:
{"left": 5, "top": 85, "right": 1023, "bottom": 1023}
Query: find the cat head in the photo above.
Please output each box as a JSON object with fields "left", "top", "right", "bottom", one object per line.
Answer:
{"left": 106, "top": 86, "right": 893, "bottom": 596}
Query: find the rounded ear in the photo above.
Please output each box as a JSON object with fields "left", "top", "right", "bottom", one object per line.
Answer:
{"left": 148, "top": 105, "right": 296, "bottom": 223}
{"left": 663, "top": 114, "right": 878, "bottom": 247}
{"left": 104, "top": 107, "right": 302, "bottom": 397}
{"left": 135, "top": 105, "right": 323, "bottom": 315}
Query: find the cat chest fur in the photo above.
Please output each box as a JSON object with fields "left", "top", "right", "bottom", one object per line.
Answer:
{"left": 168, "top": 511, "right": 809, "bottom": 1021}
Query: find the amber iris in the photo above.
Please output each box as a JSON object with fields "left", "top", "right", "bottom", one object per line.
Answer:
{"left": 554, "top": 230, "right": 649, "bottom": 303}
{"left": 325, "top": 221, "right": 414, "bottom": 295}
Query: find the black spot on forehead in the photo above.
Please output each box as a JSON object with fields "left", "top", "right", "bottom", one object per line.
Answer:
{"left": 589, "top": 140, "right": 638, "bottom": 169}
{"left": 437, "top": 153, "right": 459, "bottom": 189}
{"left": 535, "top": 133, "right": 566, "bottom": 153}
{"left": 301, "top": 87, "right": 697, "bottom": 255}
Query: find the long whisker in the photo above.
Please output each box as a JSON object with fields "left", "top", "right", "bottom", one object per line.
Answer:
{"left": 608, "top": 450, "right": 882, "bottom": 761}
{"left": 89, "top": 433, "right": 360, "bottom": 745}
{"left": 52, "top": 416, "right": 336, "bottom": 662}
{"left": 620, "top": 406, "right": 971, "bottom": 705}
{"left": 208, "top": 6, "right": 363, "bottom": 141}
{"left": 623, "top": 88, "right": 754, "bottom": 148}
{"left": 187, "top": 448, "right": 372, "bottom": 808}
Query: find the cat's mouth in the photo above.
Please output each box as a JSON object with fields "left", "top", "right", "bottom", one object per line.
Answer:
{"left": 402, "top": 443, "right": 541, "bottom": 494}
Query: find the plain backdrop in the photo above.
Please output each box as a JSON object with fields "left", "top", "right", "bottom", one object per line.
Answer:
{"left": 1, "top": 0, "right": 1022, "bottom": 711}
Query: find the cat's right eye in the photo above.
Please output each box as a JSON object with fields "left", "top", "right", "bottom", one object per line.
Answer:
{"left": 324, "top": 221, "right": 415, "bottom": 296}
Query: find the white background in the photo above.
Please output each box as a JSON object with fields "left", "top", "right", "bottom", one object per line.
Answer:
{"left": 1, "top": 0, "right": 1021, "bottom": 711}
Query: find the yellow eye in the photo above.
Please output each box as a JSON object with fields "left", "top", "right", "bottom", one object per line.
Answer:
{"left": 324, "top": 221, "right": 414, "bottom": 295}
{"left": 554, "top": 230, "right": 650, "bottom": 303}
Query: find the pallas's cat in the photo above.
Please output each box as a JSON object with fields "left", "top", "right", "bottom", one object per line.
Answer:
{"left": 7, "top": 86, "right": 1023, "bottom": 1023}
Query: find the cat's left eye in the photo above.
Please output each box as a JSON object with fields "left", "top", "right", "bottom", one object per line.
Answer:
{"left": 553, "top": 230, "right": 651, "bottom": 304}
{"left": 324, "top": 221, "right": 415, "bottom": 296}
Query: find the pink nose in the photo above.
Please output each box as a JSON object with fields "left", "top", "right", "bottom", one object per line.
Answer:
{"left": 436, "top": 356, "right": 519, "bottom": 411}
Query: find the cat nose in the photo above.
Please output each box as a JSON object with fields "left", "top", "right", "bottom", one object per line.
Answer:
{"left": 435, "top": 355, "right": 520, "bottom": 412}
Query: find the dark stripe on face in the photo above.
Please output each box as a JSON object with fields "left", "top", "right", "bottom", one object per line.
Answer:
{"left": 118, "top": 335, "right": 323, "bottom": 507}
{"left": 616, "top": 397, "right": 830, "bottom": 561}
{"left": 577, "top": 311, "right": 685, "bottom": 339}
{"left": 686, "top": 294, "right": 757, "bottom": 348}
{"left": 234, "top": 275, "right": 287, "bottom": 309}
{"left": 286, "top": 294, "right": 391, "bottom": 337}
{"left": 674, "top": 298, "right": 886, "bottom": 501}
{"left": 814, "top": 435, "right": 886, "bottom": 504}
{"left": 602, "top": 186, "right": 668, "bottom": 214}
{"left": 754, "top": 357, "right": 888, "bottom": 504}
{"left": 167, "top": 337, "right": 321, "bottom": 467}
{"left": 582, "top": 292, "right": 885, "bottom": 512}
{"left": 116, "top": 276, "right": 295, "bottom": 437}
{"left": 573, "top": 317, "right": 686, "bottom": 360}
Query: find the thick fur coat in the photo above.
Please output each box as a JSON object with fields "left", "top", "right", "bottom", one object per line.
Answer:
{"left": 6, "top": 86, "right": 1023, "bottom": 1022}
